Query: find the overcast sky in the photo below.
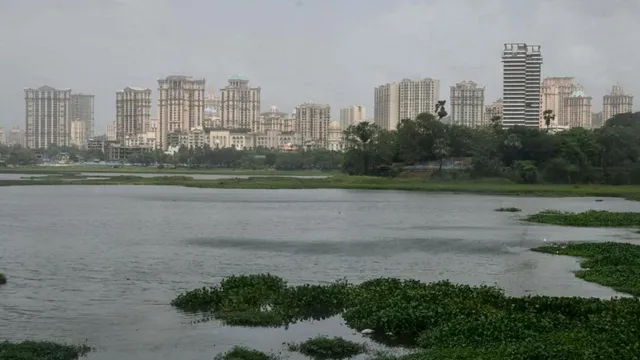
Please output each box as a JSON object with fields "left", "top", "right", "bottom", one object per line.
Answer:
{"left": 0, "top": 0, "right": 638, "bottom": 133}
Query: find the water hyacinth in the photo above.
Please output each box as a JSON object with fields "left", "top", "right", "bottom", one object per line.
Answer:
{"left": 524, "top": 209, "right": 640, "bottom": 227}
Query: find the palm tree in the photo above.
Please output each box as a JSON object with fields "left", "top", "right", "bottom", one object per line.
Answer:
{"left": 543, "top": 110, "right": 555, "bottom": 132}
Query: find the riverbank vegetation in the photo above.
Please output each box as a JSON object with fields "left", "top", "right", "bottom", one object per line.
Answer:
{"left": 525, "top": 210, "right": 640, "bottom": 227}
{"left": 213, "top": 346, "right": 279, "bottom": 360}
{"left": 0, "top": 341, "right": 91, "bottom": 359}
{"left": 174, "top": 264, "right": 640, "bottom": 360}
{"left": 494, "top": 207, "right": 521, "bottom": 212}
{"left": 287, "top": 336, "right": 367, "bottom": 360}
{"left": 4, "top": 174, "right": 640, "bottom": 201}
{"left": 533, "top": 242, "right": 640, "bottom": 296}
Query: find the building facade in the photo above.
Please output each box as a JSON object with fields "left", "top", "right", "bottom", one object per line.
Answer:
{"left": 540, "top": 77, "right": 579, "bottom": 128}
{"left": 485, "top": 98, "right": 504, "bottom": 123}
{"left": 374, "top": 82, "right": 399, "bottom": 130}
{"left": 157, "top": 75, "right": 205, "bottom": 149}
{"left": 295, "top": 102, "right": 331, "bottom": 148}
{"left": 339, "top": 105, "right": 366, "bottom": 130}
{"left": 6, "top": 127, "right": 25, "bottom": 146}
{"left": 260, "top": 106, "right": 294, "bottom": 133}
{"left": 398, "top": 78, "right": 440, "bottom": 121}
{"left": 70, "top": 119, "right": 85, "bottom": 147}
{"left": 562, "top": 89, "right": 592, "bottom": 129}
{"left": 502, "top": 43, "right": 543, "bottom": 128}
{"left": 106, "top": 121, "right": 117, "bottom": 141}
{"left": 603, "top": 84, "right": 633, "bottom": 123}
{"left": 116, "top": 87, "right": 152, "bottom": 142}
{"left": 219, "top": 76, "right": 261, "bottom": 131}
{"left": 25, "top": 85, "right": 71, "bottom": 149}
{"left": 450, "top": 81, "right": 485, "bottom": 126}
{"left": 70, "top": 93, "right": 95, "bottom": 143}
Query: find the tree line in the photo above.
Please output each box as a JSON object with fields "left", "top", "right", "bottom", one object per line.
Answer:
{"left": 342, "top": 111, "right": 640, "bottom": 184}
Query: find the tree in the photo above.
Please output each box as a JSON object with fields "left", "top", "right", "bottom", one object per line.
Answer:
{"left": 542, "top": 109, "right": 555, "bottom": 132}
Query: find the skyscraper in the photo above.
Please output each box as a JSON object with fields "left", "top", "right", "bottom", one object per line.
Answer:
{"left": 339, "top": 105, "right": 366, "bottom": 130}
{"left": 295, "top": 102, "right": 331, "bottom": 148}
{"left": 502, "top": 43, "right": 543, "bottom": 128}
{"left": 219, "top": 76, "right": 261, "bottom": 131}
{"left": 70, "top": 93, "right": 95, "bottom": 143}
{"left": 562, "top": 88, "right": 592, "bottom": 129}
{"left": 450, "top": 81, "right": 485, "bottom": 126}
{"left": 398, "top": 78, "right": 440, "bottom": 121}
{"left": 157, "top": 75, "right": 205, "bottom": 149}
{"left": 116, "top": 87, "right": 152, "bottom": 141}
{"left": 540, "top": 77, "right": 578, "bottom": 128}
{"left": 374, "top": 82, "right": 399, "bottom": 130}
{"left": 25, "top": 85, "right": 71, "bottom": 149}
{"left": 603, "top": 84, "right": 633, "bottom": 123}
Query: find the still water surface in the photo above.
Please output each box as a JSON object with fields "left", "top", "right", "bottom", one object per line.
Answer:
{"left": 0, "top": 186, "right": 639, "bottom": 359}
{"left": 0, "top": 172, "right": 329, "bottom": 180}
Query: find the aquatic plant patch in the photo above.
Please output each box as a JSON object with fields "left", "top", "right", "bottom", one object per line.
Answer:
{"left": 524, "top": 209, "right": 640, "bottom": 227}
{"left": 174, "top": 261, "right": 640, "bottom": 359}
{"left": 533, "top": 241, "right": 640, "bottom": 296}
{"left": 287, "top": 336, "right": 367, "bottom": 360}
{"left": 0, "top": 273, "right": 6, "bottom": 285}
{"left": 213, "top": 346, "right": 279, "bottom": 360}
{"left": 494, "top": 207, "right": 521, "bottom": 212}
{"left": 0, "top": 341, "right": 91, "bottom": 360}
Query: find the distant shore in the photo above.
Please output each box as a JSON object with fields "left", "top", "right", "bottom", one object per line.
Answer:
{"left": 2, "top": 174, "right": 640, "bottom": 201}
{"left": 0, "top": 165, "right": 333, "bottom": 176}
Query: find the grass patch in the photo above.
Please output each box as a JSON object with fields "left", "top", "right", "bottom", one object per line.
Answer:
{"left": 214, "top": 346, "right": 279, "bottom": 360}
{"left": 287, "top": 336, "right": 366, "bottom": 360}
{"left": 0, "top": 273, "right": 6, "bottom": 285}
{"left": 3, "top": 175, "right": 640, "bottom": 201}
{"left": 174, "top": 268, "right": 640, "bottom": 359}
{"left": 494, "top": 207, "right": 521, "bottom": 212}
{"left": 525, "top": 210, "right": 640, "bottom": 227}
{"left": 533, "top": 241, "right": 640, "bottom": 296}
{"left": 0, "top": 341, "right": 91, "bottom": 359}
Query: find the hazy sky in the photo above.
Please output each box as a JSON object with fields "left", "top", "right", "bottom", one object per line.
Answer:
{"left": 1, "top": 0, "right": 638, "bottom": 133}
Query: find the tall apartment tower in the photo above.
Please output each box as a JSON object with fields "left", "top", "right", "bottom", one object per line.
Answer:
{"left": 502, "top": 43, "right": 543, "bottom": 128}
{"left": 295, "top": 102, "right": 331, "bottom": 148}
{"left": 603, "top": 84, "right": 633, "bottom": 123}
{"left": 398, "top": 78, "right": 440, "bottom": 121}
{"left": 450, "top": 81, "right": 485, "bottom": 126}
{"left": 219, "top": 76, "right": 261, "bottom": 131}
{"left": 485, "top": 98, "right": 504, "bottom": 122}
{"left": 70, "top": 94, "right": 95, "bottom": 142}
{"left": 562, "top": 88, "right": 592, "bottom": 129}
{"left": 540, "top": 77, "right": 578, "bottom": 128}
{"left": 157, "top": 75, "right": 205, "bottom": 149}
{"left": 116, "top": 87, "right": 152, "bottom": 141}
{"left": 24, "top": 85, "right": 71, "bottom": 149}
{"left": 339, "top": 105, "right": 366, "bottom": 130}
{"left": 374, "top": 82, "right": 399, "bottom": 130}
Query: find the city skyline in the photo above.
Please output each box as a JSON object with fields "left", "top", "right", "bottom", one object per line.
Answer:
{"left": 1, "top": 0, "right": 639, "bottom": 131}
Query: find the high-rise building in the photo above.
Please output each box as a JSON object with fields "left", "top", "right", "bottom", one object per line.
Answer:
{"left": 502, "top": 43, "right": 543, "bottom": 128}
{"left": 540, "top": 77, "right": 579, "bottom": 128}
{"left": 602, "top": 84, "right": 633, "bottom": 123}
{"left": 0, "top": 128, "right": 4, "bottom": 145}
{"left": 485, "top": 98, "right": 504, "bottom": 123}
{"left": 157, "top": 75, "right": 205, "bottom": 149}
{"left": 295, "top": 102, "right": 331, "bottom": 148}
{"left": 25, "top": 85, "right": 71, "bottom": 149}
{"left": 70, "top": 120, "right": 85, "bottom": 147}
{"left": 219, "top": 76, "right": 261, "bottom": 131}
{"left": 116, "top": 87, "right": 152, "bottom": 141}
{"left": 70, "top": 94, "right": 95, "bottom": 142}
{"left": 374, "top": 82, "right": 399, "bottom": 130}
{"left": 339, "top": 105, "right": 366, "bottom": 130}
{"left": 398, "top": 78, "right": 440, "bottom": 121}
{"left": 6, "top": 127, "right": 25, "bottom": 146}
{"left": 562, "top": 88, "right": 592, "bottom": 129}
{"left": 450, "top": 81, "right": 485, "bottom": 126}
{"left": 106, "top": 121, "right": 116, "bottom": 141}
{"left": 592, "top": 111, "right": 603, "bottom": 128}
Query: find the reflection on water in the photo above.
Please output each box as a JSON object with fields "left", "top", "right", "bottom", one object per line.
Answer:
{"left": 0, "top": 186, "right": 639, "bottom": 359}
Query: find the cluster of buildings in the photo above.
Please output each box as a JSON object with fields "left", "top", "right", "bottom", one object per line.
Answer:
{"left": 4, "top": 43, "right": 634, "bottom": 159}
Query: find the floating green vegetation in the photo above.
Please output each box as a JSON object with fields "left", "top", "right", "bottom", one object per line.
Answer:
{"left": 0, "top": 273, "right": 6, "bottom": 285}
{"left": 533, "top": 241, "right": 640, "bottom": 296}
{"left": 287, "top": 336, "right": 367, "bottom": 360}
{"left": 174, "top": 267, "right": 640, "bottom": 359}
{"left": 494, "top": 207, "right": 521, "bottom": 212}
{"left": 524, "top": 209, "right": 640, "bottom": 227}
{"left": 213, "top": 346, "right": 279, "bottom": 360}
{"left": 0, "top": 341, "right": 91, "bottom": 359}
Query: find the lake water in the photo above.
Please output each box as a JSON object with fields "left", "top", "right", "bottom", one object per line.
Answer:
{"left": 0, "top": 172, "right": 329, "bottom": 180}
{"left": 0, "top": 186, "right": 639, "bottom": 360}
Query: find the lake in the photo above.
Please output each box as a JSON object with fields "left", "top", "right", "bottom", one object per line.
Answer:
{"left": 0, "top": 186, "right": 638, "bottom": 359}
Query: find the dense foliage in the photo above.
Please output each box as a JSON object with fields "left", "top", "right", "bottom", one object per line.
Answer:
{"left": 525, "top": 210, "right": 640, "bottom": 227}
{"left": 0, "top": 341, "right": 91, "bottom": 360}
{"left": 287, "top": 336, "right": 367, "bottom": 360}
{"left": 342, "top": 111, "right": 640, "bottom": 184}
{"left": 173, "top": 251, "right": 640, "bottom": 360}
{"left": 533, "top": 242, "right": 640, "bottom": 296}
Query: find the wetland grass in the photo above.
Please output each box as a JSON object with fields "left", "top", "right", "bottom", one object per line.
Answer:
{"left": 287, "top": 336, "right": 367, "bottom": 360}
{"left": 525, "top": 209, "right": 640, "bottom": 227}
